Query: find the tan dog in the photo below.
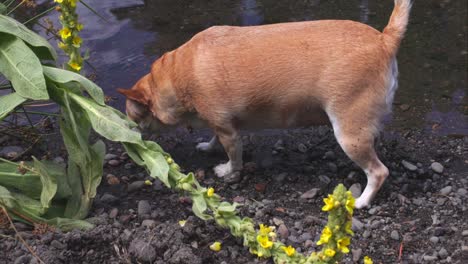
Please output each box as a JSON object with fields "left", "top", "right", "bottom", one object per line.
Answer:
{"left": 118, "top": 0, "right": 412, "bottom": 208}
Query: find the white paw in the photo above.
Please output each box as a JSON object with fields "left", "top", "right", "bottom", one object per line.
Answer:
{"left": 196, "top": 142, "right": 214, "bottom": 152}
{"left": 355, "top": 197, "right": 370, "bottom": 209}
{"left": 214, "top": 162, "right": 232, "bottom": 177}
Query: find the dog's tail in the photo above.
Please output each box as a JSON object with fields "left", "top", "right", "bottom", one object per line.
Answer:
{"left": 382, "top": 0, "right": 412, "bottom": 54}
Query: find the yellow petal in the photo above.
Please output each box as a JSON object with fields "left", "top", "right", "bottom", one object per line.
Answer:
{"left": 207, "top": 187, "right": 215, "bottom": 197}
{"left": 363, "top": 256, "right": 373, "bottom": 264}
{"left": 178, "top": 220, "right": 186, "bottom": 227}
{"left": 281, "top": 245, "right": 296, "bottom": 256}
{"left": 144, "top": 180, "right": 153, "bottom": 186}
{"left": 68, "top": 62, "right": 81, "bottom": 71}
{"left": 324, "top": 248, "right": 336, "bottom": 257}
{"left": 209, "top": 241, "right": 222, "bottom": 252}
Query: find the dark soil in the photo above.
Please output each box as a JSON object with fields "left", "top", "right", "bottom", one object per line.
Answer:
{"left": 0, "top": 125, "right": 467, "bottom": 264}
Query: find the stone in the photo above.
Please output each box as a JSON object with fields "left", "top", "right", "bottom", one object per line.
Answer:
{"left": 273, "top": 172, "right": 287, "bottom": 183}
{"left": 457, "top": 188, "right": 467, "bottom": 196}
{"left": 297, "top": 143, "right": 308, "bottom": 153}
{"left": 273, "top": 218, "right": 284, "bottom": 226}
{"left": 109, "top": 208, "right": 119, "bottom": 218}
{"left": 323, "top": 151, "right": 336, "bottom": 160}
{"left": 462, "top": 230, "right": 468, "bottom": 236}
{"left": 438, "top": 248, "right": 448, "bottom": 258}
{"left": 300, "top": 188, "right": 320, "bottom": 199}
{"left": 0, "top": 146, "right": 23, "bottom": 159}
{"left": 429, "top": 236, "right": 439, "bottom": 244}
{"left": 352, "top": 217, "right": 364, "bottom": 231}
{"left": 423, "top": 255, "right": 438, "bottom": 261}
{"left": 100, "top": 193, "right": 119, "bottom": 205}
{"left": 141, "top": 219, "right": 157, "bottom": 228}
{"left": 401, "top": 160, "right": 418, "bottom": 171}
{"left": 318, "top": 175, "right": 331, "bottom": 184}
{"left": 128, "top": 181, "right": 145, "bottom": 192}
{"left": 440, "top": 186, "right": 452, "bottom": 196}
{"left": 349, "top": 183, "right": 362, "bottom": 198}
{"left": 352, "top": 248, "right": 363, "bottom": 262}
{"left": 368, "top": 206, "right": 381, "bottom": 215}
{"left": 278, "top": 224, "right": 289, "bottom": 239}
{"left": 13, "top": 255, "right": 31, "bottom": 264}
{"left": 129, "top": 239, "right": 157, "bottom": 263}
{"left": 104, "top": 153, "right": 118, "bottom": 160}
{"left": 390, "top": 230, "right": 400, "bottom": 240}
{"left": 51, "top": 240, "right": 66, "bottom": 249}
{"left": 137, "top": 200, "right": 151, "bottom": 217}
{"left": 430, "top": 162, "right": 444, "bottom": 174}
{"left": 363, "top": 230, "right": 371, "bottom": 238}
{"left": 108, "top": 159, "right": 121, "bottom": 166}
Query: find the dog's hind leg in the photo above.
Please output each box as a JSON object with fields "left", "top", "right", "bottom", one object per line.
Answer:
{"left": 212, "top": 126, "right": 243, "bottom": 178}
{"left": 328, "top": 109, "right": 389, "bottom": 209}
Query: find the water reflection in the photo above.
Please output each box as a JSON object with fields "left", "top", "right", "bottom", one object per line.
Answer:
{"left": 34, "top": 0, "right": 466, "bottom": 136}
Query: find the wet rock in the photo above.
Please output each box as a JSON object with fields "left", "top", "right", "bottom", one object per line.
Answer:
{"left": 349, "top": 183, "right": 362, "bottom": 198}
{"left": 100, "top": 193, "right": 119, "bottom": 205}
{"left": 401, "top": 160, "right": 418, "bottom": 171}
{"left": 391, "top": 230, "right": 400, "bottom": 240}
{"left": 300, "top": 188, "right": 320, "bottom": 199}
{"left": 137, "top": 200, "right": 151, "bottom": 217}
{"left": 128, "top": 181, "right": 145, "bottom": 192}
{"left": 108, "top": 159, "right": 121, "bottom": 166}
{"left": 440, "top": 186, "right": 452, "bottom": 196}
{"left": 431, "top": 162, "right": 444, "bottom": 174}
{"left": 0, "top": 146, "right": 23, "bottom": 159}
{"left": 129, "top": 239, "right": 157, "bottom": 263}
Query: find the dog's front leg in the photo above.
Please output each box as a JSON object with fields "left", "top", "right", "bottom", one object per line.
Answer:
{"left": 213, "top": 128, "right": 243, "bottom": 180}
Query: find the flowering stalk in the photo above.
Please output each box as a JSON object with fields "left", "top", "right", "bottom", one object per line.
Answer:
{"left": 54, "top": 0, "right": 83, "bottom": 72}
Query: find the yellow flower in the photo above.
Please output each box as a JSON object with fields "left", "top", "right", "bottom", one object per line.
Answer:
{"left": 257, "top": 235, "right": 273, "bottom": 249}
{"left": 54, "top": 0, "right": 63, "bottom": 3}
{"left": 207, "top": 187, "right": 215, "bottom": 197}
{"left": 259, "top": 224, "right": 272, "bottom": 236}
{"left": 316, "top": 226, "right": 333, "bottom": 245}
{"left": 324, "top": 248, "right": 336, "bottom": 257}
{"left": 69, "top": 0, "right": 77, "bottom": 7}
{"left": 322, "top": 194, "right": 336, "bottom": 211}
{"left": 69, "top": 62, "right": 81, "bottom": 71}
{"left": 59, "top": 28, "right": 71, "bottom": 39}
{"left": 209, "top": 241, "right": 222, "bottom": 252}
{"left": 363, "top": 256, "right": 373, "bottom": 264}
{"left": 144, "top": 180, "right": 152, "bottom": 186}
{"left": 346, "top": 191, "right": 355, "bottom": 214}
{"left": 281, "top": 245, "right": 295, "bottom": 256}
{"left": 178, "top": 220, "right": 186, "bottom": 227}
{"left": 58, "top": 41, "right": 66, "bottom": 49}
{"left": 76, "top": 23, "right": 84, "bottom": 31}
{"left": 337, "top": 237, "right": 351, "bottom": 253}
{"left": 345, "top": 220, "right": 354, "bottom": 235}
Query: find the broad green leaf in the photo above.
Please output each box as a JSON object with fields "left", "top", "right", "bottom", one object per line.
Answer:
{"left": 0, "top": 92, "right": 26, "bottom": 120}
{"left": 191, "top": 194, "right": 211, "bottom": 220}
{"left": 0, "top": 34, "right": 48, "bottom": 100}
{"left": 43, "top": 66, "right": 105, "bottom": 105}
{"left": 46, "top": 217, "right": 93, "bottom": 231}
{"left": 33, "top": 157, "right": 57, "bottom": 210}
{"left": 0, "top": 162, "right": 42, "bottom": 199}
{"left": 217, "top": 202, "right": 238, "bottom": 214}
{"left": 0, "top": 14, "right": 57, "bottom": 60}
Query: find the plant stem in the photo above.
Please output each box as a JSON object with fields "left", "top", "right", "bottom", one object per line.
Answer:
{"left": 23, "top": 5, "right": 57, "bottom": 25}
{"left": 6, "top": 0, "right": 26, "bottom": 15}
{"left": 14, "top": 110, "right": 60, "bottom": 117}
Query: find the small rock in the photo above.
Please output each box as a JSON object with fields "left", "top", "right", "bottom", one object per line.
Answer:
{"left": 254, "top": 183, "right": 267, "bottom": 193}
{"left": 273, "top": 218, "right": 284, "bottom": 226}
{"left": 109, "top": 208, "right": 119, "bottom": 218}
{"left": 318, "top": 175, "right": 331, "bottom": 184}
{"left": 438, "top": 248, "right": 448, "bottom": 258}
{"left": 0, "top": 146, "right": 24, "bottom": 159}
{"left": 457, "top": 188, "right": 467, "bottom": 196}
{"left": 300, "top": 188, "right": 320, "bottom": 199}
{"left": 106, "top": 174, "right": 120, "bottom": 185}
{"left": 14, "top": 255, "right": 31, "bottom": 264}
{"left": 363, "top": 230, "right": 371, "bottom": 238}
{"left": 368, "top": 206, "right": 381, "bottom": 215}
{"left": 352, "top": 218, "right": 364, "bottom": 231}
{"left": 390, "top": 230, "right": 400, "bottom": 240}
{"left": 274, "top": 139, "right": 284, "bottom": 150}
{"left": 104, "top": 153, "right": 118, "bottom": 160}
{"left": 141, "top": 219, "right": 156, "bottom": 228}
{"left": 297, "top": 143, "right": 308, "bottom": 153}
{"left": 51, "top": 240, "right": 66, "bottom": 249}
{"left": 278, "top": 224, "right": 289, "bottom": 239}
{"left": 137, "top": 200, "right": 151, "bottom": 217}
{"left": 323, "top": 151, "right": 336, "bottom": 160}
{"left": 100, "top": 193, "right": 119, "bottom": 205}
{"left": 108, "top": 159, "right": 121, "bottom": 166}
{"left": 304, "top": 240, "right": 314, "bottom": 248}
{"left": 352, "top": 248, "right": 363, "bottom": 262}
{"left": 462, "top": 230, "right": 468, "bottom": 236}
{"left": 430, "top": 162, "right": 444, "bottom": 174}
{"left": 224, "top": 171, "right": 242, "bottom": 184}
{"left": 233, "top": 196, "right": 245, "bottom": 203}
{"left": 401, "top": 160, "right": 418, "bottom": 171}
{"left": 399, "top": 104, "right": 410, "bottom": 111}
{"left": 349, "top": 183, "right": 362, "bottom": 198}
{"left": 423, "top": 255, "right": 438, "bottom": 261}
{"left": 128, "top": 181, "right": 145, "bottom": 192}
{"left": 439, "top": 186, "right": 452, "bottom": 196}
{"left": 273, "top": 172, "right": 287, "bottom": 183}
{"left": 129, "top": 239, "right": 157, "bottom": 263}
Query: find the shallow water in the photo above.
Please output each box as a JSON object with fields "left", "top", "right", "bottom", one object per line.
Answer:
{"left": 35, "top": 0, "right": 466, "bottom": 136}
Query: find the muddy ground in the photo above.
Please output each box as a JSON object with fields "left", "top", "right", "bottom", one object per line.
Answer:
{"left": 0, "top": 125, "right": 467, "bottom": 264}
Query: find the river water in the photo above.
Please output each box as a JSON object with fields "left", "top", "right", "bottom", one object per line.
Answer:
{"left": 33, "top": 0, "right": 467, "bottom": 136}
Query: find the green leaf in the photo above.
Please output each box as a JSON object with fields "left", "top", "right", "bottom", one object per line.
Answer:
{"left": 43, "top": 66, "right": 105, "bottom": 105}
{"left": 45, "top": 217, "right": 93, "bottom": 231}
{"left": 217, "top": 202, "right": 239, "bottom": 214}
{"left": 0, "top": 34, "right": 48, "bottom": 100}
{"left": 0, "top": 3, "right": 6, "bottom": 15}
{"left": 32, "top": 157, "right": 58, "bottom": 210}
{"left": 0, "top": 14, "right": 57, "bottom": 60}
{"left": 0, "top": 92, "right": 26, "bottom": 120}
{"left": 191, "top": 194, "right": 211, "bottom": 220}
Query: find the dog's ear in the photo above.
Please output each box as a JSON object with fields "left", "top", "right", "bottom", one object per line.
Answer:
{"left": 117, "top": 88, "right": 148, "bottom": 105}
